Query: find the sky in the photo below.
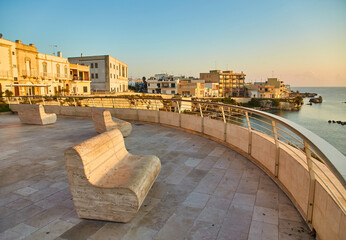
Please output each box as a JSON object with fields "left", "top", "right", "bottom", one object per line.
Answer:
{"left": 0, "top": 0, "right": 345, "bottom": 86}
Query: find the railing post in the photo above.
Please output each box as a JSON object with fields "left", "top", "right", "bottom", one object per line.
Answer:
{"left": 17, "top": 97, "right": 19, "bottom": 104}
{"left": 42, "top": 97, "right": 45, "bottom": 105}
{"left": 73, "top": 98, "right": 77, "bottom": 107}
{"left": 134, "top": 99, "right": 139, "bottom": 120}
{"left": 245, "top": 111, "right": 252, "bottom": 155}
{"left": 304, "top": 141, "right": 316, "bottom": 225}
{"left": 199, "top": 103, "right": 204, "bottom": 133}
{"left": 29, "top": 97, "right": 32, "bottom": 104}
{"left": 221, "top": 106, "right": 227, "bottom": 141}
{"left": 177, "top": 101, "right": 181, "bottom": 114}
{"left": 198, "top": 103, "right": 203, "bottom": 118}
{"left": 112, "top": 98, "right": 115, "bottom": 108}
{"left": 271, "top": 121, "right": 280, "bottom": 177}
{"left": 92, "top": 98, "right": 95, "bottom": 107}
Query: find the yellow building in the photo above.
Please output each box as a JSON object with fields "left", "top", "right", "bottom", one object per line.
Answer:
{"left": 69, "top": 64, "right": 91, "bottom": 95}
{"left": 200, "top": 70, "right": 246, "bottom": 97}
{"left": 0, "top": 38, "right": 91, "bottom": 96}
{"left": 258, "top": 84, "right": 275, "bottom": 98}
{"left": 0, "top": 38, "right": 18, "bottom": 95}
{"left": 178, "top": 80, "right": 205, "bottom": 97}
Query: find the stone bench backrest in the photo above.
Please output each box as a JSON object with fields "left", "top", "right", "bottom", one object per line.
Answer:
{"left": 18, "top": 104, "right": 45, "bottom": 117}
{"left": 92, "top": 108, "right": 116, "bottom": 131}
{"left": 67, "top": 129, "right": 128, "bottom": 186}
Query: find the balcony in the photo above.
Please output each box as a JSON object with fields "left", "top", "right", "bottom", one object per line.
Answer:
{"left": 0, "top": 71, "right": 11, "bottom": 79}
{"left": 2, "top": 97, "right": 345, "bottom": 240}
{"left": 21, "top": 70, "right": 38, "bottom": 78}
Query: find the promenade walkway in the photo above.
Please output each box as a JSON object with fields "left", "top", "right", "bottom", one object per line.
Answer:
{"left": 0, "top": 114, "right": 313, "bottom": 240}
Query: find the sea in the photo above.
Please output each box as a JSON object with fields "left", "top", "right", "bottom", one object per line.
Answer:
{"left": 269, "top": 87, "right": 346, "bottom": 156}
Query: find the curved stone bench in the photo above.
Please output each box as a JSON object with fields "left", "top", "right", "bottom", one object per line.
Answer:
{"left": 92, "top": 107, "right": 132, "bottom": 137}
{"left": 64, "top": 128, "right": 161, "bottom": 223}
{"left": 15, "top": 104, "right": 57, "bottom": 125}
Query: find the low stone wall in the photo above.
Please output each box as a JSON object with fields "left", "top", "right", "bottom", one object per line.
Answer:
{"left": 8, "top": 104, "right": 345, "bottom": 240}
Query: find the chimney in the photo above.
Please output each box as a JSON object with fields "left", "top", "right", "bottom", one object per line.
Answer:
{"left": 29, "top": 43, "right": 35, "bottom": 47}
{"left": 81, "top": 53, "right": 83, "bottom": 57}
{"left": 15, "top": 40, "right": 21, "bottom": 43}
{"left": 57, "top": 51, "right": 62, "bottom": 57}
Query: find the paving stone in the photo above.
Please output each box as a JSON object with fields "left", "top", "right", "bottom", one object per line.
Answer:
{"left": 253, "top": 206, "right": 279, "bottom": 225}
{"left": 183, "top": 192, "right": 210, "bottom": 208}
{"left": 187, "top": 220, "right": 221, "bottom": 240}
{"left": 194, "top": 168, "right": 226, "bottom": 194}
{"left": 232, "top": 193, "right": 256, "bottom": 207}
{"left": 248, "top": 220, "right": 278, "bottom": 240}
{"left": 279, "top": 219, "right": 314, "bottom": 240}
{"left": 184, "top": 158, "right": 202, "bottom": 167}
{"left": 58, "top": 220, "right": 105, "bottom": 240}
{"left": 5, "top": 198, "right": 33, "bottom": 210}
{"left": 24, "top": 219, "right": 75, "bottom": 240}
{"left": 279, "top": 203, "right": 303, "bottom": 222}
{"left": 255, "top": 190, "right": 279, "bottom": 210}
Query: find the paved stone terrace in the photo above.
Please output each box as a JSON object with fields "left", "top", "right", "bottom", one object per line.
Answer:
{"left": 0, "top": 114, "right": 314, "bottom": 240}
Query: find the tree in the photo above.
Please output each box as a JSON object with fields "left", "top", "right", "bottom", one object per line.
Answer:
{"left": 142, "top": 77, "right": 147, "bottom": 92}
{"left": 4, "top": 90, "right": 13, "bottom": 97}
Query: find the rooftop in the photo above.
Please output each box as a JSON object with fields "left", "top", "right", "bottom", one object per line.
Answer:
{"left": 0, "top": 114, "right": 313, "bottom": 240}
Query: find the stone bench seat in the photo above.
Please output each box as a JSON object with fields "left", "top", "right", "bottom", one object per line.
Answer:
{"left": 92, "top": 107, "right": 132, "bottom": 137}
{"left": 15, "top": 104, "right": 57, "bottom": 125}
{"left": 64, "top": 128, "right": 161, "bottom": 223}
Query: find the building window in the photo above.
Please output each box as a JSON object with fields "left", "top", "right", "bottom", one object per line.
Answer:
{"left": 56, "top": 64, "right": 60, "bottom": 77}
{"left": 171, "top": 83, "right": 175, "bottom": 88}
{"left": 91, "top": 63, "right": 94, "bottom": 68}
{"left": 95, "top": 73, "right": 98, "bottom": 79}
{"left": 83, "top": 86, "right": 88, "bottom": 93}
{"left": 64, "top": 66, "right": 68, "bottom": 78}
{"left": 91, "top": 73, "right": 94, "bottom": 78}
{"left": 12, "top": 51, "right": 15, "bottom": 55}
{"left": 172, "top": 91, "right": 175, "bottom": 94}
{"left": 95, "top": 63, "right": 98, "bottom": 68}
{"left": 42, "top": 62, "right": 47, "bottom": 76}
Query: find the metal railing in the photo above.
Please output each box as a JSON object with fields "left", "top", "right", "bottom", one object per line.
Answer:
{"left": 4, "top": 95, "right": 346, "bottom": 224}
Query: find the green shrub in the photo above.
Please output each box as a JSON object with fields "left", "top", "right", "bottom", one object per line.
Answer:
{"left": 0, "top": 104, "right": 10, "bottom": 112}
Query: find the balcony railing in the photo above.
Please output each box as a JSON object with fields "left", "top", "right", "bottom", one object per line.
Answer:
{"left": 0, "top": 71, "right": 11, "bottom": 78}
{"left": 4, "top": 96, "right": 345, "bottom": 238}
{"left": 21, "top": 70, "right": 38, "bottom": 78}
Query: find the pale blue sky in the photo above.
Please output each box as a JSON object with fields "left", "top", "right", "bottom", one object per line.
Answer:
{"left": 1, "top": 0, "right": 345, "bottom": 86}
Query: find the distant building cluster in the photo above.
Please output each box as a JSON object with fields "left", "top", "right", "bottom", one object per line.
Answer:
{"left": 145, "top": 70, "right": 291, "bottom": 99}
{"left": 0, "top": 38, "right": 128, "bottom": 96}
{"left": 246, "top": 78, "right": 291, "bottom": 99}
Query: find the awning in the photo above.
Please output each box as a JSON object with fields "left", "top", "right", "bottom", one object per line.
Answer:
{"left": 6, "top": 84, "right": 50, "bottom": 87}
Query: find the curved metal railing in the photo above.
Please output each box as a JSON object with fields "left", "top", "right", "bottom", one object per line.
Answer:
{"left": 4, "top": 95, "right": 346, "bottom": 222}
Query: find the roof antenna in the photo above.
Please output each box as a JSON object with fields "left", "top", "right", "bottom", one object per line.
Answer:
{"left": 49, "top": 45, "right": 57, "bottom": 56}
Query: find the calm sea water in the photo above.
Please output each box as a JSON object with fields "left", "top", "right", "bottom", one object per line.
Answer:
{"left": 270, "top": 87, "right": 346, "bottom": 156}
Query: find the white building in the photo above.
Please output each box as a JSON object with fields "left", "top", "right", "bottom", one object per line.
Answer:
{"left": 147, "top": 74, "right": 179, "bottom": 95}
{"left": 204, "top": 83, "right": 219, "bottom": 97}
{"left": 37, "top": 52, "right": 70, "bottom": 95}
{"left": 68, "top": 55, "right": 128, "bottom": 93}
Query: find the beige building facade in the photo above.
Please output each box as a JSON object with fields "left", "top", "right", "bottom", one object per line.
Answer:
{"left": 68, "top": 55, "right": 128, "bottom": 93}
{"left": 0, "top": 38, "right": 90, "bottom": 96}
{"left": 200, "top": 70, "right": 246, "bottom": 97}
{"left": 178, "top": 80, "right": 205, "bottom": 97}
